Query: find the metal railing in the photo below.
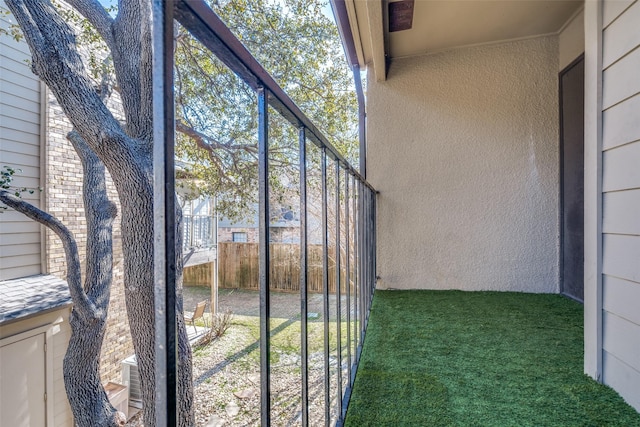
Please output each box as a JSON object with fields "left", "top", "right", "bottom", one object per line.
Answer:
{"left": 153, "top": 1, "right": 377, "bottom": 425}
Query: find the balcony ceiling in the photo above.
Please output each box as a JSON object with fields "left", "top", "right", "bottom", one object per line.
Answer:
{"left": 344, "top": 0, "right": 584, "bottom": 81}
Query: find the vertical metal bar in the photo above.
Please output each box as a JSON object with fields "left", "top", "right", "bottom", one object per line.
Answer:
{"left": 368, "top": 190, "right": 372, "bottom": 308}
{"left": 257, "top": 87, "right": 271, "bottom": 426}
{"left": 352, "top": 176, "right": 359, "bottom": 364}
{"left": 152, "top": 2, "right": 175, "bottom": 426}
{"left": 190, "top": 201, "right": 195, "bottom": 248}
{"left": 362, "top": 183, "right": 368, "bottom": 335}
{"left": 367, "top": 189, "right": 376, "bottom": 308}
{"left": 298, "top": 127, "right": 309, "bottom": 427}
{"left": 369, "top": 189, "right": 374, "bottom": 307}
{"left": 352, "top": 176, "right": 360, "bottom": 363}
{"left": 369, "top": 189, "right": 373, "bottom": 306}
{"left": 372, "top": 190, "right": 376, "bottom": 296}
{"left": 335, "top": 160, "right": 342, "bottom": 418}
{"left": 358, "top": 181, "right": 365, "bottom": 344}
{"left": 354, "top": 66, "right": 366, "bottom": 179}
{"left": 344, "top": 170, "right": 351, "bottom": 386}
{"left": 212, "top": 197, "right": 219, "bottom": 315}
{"left": 364, "top": 188, "right": 368, "bottom": 313}
{"left": 321, "top": 148, "right": 330, "bottom": 426}
{"left": 362, "top": 186, "right": 367, "bottom": 322}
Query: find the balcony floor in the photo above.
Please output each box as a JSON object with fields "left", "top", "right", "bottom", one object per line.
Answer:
{"left": 345, "top": 290, "right": 640, "bottom": 426}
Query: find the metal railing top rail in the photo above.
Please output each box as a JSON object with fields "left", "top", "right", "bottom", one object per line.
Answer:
{"left": 173, "top": 0, "right": 374, "bottom": 191}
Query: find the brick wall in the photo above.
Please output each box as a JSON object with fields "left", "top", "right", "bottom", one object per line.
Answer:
{"left": 45, "top": 91, "right": 133, "bottom": 384}
{"left": 218, "top": 227, "right": 259, "bottom": 243}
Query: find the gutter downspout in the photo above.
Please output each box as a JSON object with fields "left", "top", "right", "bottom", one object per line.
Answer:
{"left": 331, "top": 0, "right": 367, "bottom": 178}
{"left": 353, "top": 66, "right": 366, "bottom": 178}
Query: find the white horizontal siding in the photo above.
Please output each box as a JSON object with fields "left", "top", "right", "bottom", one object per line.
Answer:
{"left": 602, "top": 93, "right": 640, "bottom": 150}
{"left": 603, "top": 351, "right": 640, "bottom": 410}
{"left": 0, "top": 91, "right": 40, "bottom": 115}
{"left": 603, "top": 275, "right": 640, "bottom": 326}
{"left": 0, "top": 65, "right": 41, "bottom": 92}
{"left": 0, "top": 82, "right": 40, "bottom": 104}
{"left": 0, "top": 114, "right": 41, "bottom": 135}
{"left": 0, "top": 39, "right": 33, "bottom": 64}
{"left": 0, "top": 242, "right": 41, "bottom": 258}
{"left": 599, "top": 0, "right": 640, "bottom": 412}
{"left": 0, "top": 102, "right": 40, "bottom": 125}
{"left": 0, "top": 139, "right": 40, "bottom": 162}
{"left": 602, "top": 44, "right": 640, "bottom": 109}
{"left": 0, "top": 163, "right": 39, "bottom": 181}
{"left": 1, "top": 232, "right": 40, "bottom": 246}
{"left": 603, "top": 189, "right": 640, "bottom": 235}
{"left": 603, "top": 0, "right": 636, "bottom": 28}
{"left": 603, "top": 234, "right": 640, "bottom": 283}
{"left": 602, "top": 142, "right": 640, "bottom": 191}
{"left": 602, "top": 0, "right": 640, "bottom": 68}
{"left": 0, "top": 220, "right": 41, "bottom": 234}
{"left": 0, "top": 254, "right": 41, "bottom": 269}
{"left": 603, "top": 311, "right": 640, "bottom": 372}
{"left": 0, "top": 4, "right": 42, "bottom": 281}
{"left": 0, "top": 124, "right": 40, "bottom": 142}
{"left": 0, "top": 150, "right": 40, "bottom": 168}
{"left": 0, "top": 265, "right": 40, "bottom": 280}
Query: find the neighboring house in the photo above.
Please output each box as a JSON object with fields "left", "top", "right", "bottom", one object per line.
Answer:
{"left": 0, "top": 2, "right": 73, "bottom": 425}
{"left": 176, "top": 169, "right": 218, "bottom": 260}
{"left": 334, "top": 0, "right": 639, "bottom": 411}
{"left": 180, "top": 191, "right": 219, "bottom": 307}
{"left": 218, "top": 203, "right": 321, "bottom": 244}
{"left": 218, "top": 213, "right": 259, "bottom": 243}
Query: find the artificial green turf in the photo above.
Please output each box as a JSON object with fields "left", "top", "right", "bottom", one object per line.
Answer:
{"left": 345, "top": 290, "right": 640, "bottom": 427}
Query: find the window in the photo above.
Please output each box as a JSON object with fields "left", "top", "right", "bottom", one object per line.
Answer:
{"left": 232, "top": 232, "right": 247, "bottom": 243}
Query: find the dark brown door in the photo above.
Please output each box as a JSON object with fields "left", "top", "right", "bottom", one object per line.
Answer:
{"left": 560, "top": 55, "right": 584, "bottom": 302}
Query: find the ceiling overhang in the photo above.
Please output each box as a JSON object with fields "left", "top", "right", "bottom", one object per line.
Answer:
{"left": 338, "top": 0, "right": 584, "bottom": 82}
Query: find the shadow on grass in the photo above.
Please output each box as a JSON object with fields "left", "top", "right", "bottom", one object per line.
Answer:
{"left": 194, "top": 316, "right": 297, "bottom": 386}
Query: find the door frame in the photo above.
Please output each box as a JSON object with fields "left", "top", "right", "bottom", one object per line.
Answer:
{"left": 559, "top": 52, "right": 585, "bottom": 302}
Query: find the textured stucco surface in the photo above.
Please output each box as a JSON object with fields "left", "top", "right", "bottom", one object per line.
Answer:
{"left": 367, "top": 36, "right": 560, "bottom": 292}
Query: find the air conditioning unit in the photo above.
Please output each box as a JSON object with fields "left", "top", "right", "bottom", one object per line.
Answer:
{"left": 121, "top": 355, "right": 143, "bottom": 409}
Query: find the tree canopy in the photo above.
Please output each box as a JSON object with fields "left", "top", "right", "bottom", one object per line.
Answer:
{"left": 175, "top": 0, "right": 358, "bottom": 219}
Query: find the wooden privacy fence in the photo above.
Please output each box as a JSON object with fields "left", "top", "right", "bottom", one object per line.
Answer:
{"left": 218, "top": 242, "right": 352, "bottom": 294}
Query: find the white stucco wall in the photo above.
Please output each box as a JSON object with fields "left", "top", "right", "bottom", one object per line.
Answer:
{"left": 367, "top": 36, "right": 560, "bottom": 292}
{"left": 559, "top": 8, "right": 585, "bottom": 71}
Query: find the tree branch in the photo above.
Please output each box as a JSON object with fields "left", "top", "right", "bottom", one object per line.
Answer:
{"left": 0, "top": 190, "right": 98, "bottom": 321}
{"left": 68, "top": 130, "right": 117, "bottom": 311}
{"left": 176, "top": 120, "right": 258, "bottom": 154}
{"left": 64, "top": 0, "right": 115, "bottom": 50}
{"left": 111, "top": 0, "right": 153, "bottom": 146}
{"left": 5, "top": 0, "right": 132, "bottom": 167}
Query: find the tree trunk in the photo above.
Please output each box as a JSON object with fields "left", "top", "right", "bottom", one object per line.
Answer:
{"left": 4, "top": 1, "right": 195, "bottom": 425}
{"left": 63, "top": 132, "right": 123, "bottom": 427}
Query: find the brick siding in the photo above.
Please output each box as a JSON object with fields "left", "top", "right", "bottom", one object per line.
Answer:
{"left": 45, "top": 91, "right": 133, "bottom": 384}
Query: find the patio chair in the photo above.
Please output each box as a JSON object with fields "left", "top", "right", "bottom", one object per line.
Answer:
{"left": 185, "top": 300, "right": 208, "bottom": 333}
